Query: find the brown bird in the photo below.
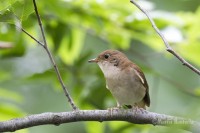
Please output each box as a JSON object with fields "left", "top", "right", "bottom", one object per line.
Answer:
{"left": 88, "top": 50, "right": 150, "bottom": 109}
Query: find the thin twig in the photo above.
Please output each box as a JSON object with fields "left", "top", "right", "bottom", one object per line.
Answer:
{"left": 0, "top": 109, "right": 199, "bottom": 132}
{"left": 32, "top": 0, "right": 77, "bottom": 110}
{"left": 130, "top": 0, "right": 200, "bottom": 76}
{"left": 32, "top": 0, "right": 47, "bottom": 47}
{"left": 130, "top": 48, "right": 199, "bottom": 97}
{"left": 20, "top": 27, "right": 44, "bottom": 47}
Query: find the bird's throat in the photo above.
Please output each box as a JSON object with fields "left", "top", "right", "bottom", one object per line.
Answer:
{"left": 97, "top": 62, "right": 121, "bottom": 78}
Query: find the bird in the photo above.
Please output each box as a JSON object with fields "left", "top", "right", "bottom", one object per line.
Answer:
{"left": 88, "top": 50, "right": 150, "bottom": 109}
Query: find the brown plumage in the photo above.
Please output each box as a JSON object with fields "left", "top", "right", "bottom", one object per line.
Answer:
{"left": 89, "top": 50, "right": 150, "bottom": 109}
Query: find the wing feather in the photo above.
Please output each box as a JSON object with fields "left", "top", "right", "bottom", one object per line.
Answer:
{"left": 132, "top": 64, "right": 150, "bottom": 107}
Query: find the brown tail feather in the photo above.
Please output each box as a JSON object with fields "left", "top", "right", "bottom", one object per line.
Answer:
{"left": 135, "top": 91, "right": 150, "bottom": 110}
{"left": 136, "top": 100, "right": 146, "bottom": 109}
{"left": 143, "top": 91, "right": 150, "bottom": 107}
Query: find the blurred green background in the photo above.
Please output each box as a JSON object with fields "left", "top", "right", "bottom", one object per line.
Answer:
{"left": 0, "top": 0, "right": 200, "bottom": 133}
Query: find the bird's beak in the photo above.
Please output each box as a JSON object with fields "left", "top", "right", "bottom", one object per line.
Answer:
{"left": 88, "top": 58, "right": 98, "bottom": 63}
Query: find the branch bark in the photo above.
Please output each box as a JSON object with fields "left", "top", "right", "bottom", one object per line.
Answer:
{"left": 130, "top": 0, "right": 200, "bottom": 76}
{"left": 0, "top": 109, "right": 199, "bottom": 132}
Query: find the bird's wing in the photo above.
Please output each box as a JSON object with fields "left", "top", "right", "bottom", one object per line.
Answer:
{"left": 132, "top": 64, "right": 150, "bottom": 107}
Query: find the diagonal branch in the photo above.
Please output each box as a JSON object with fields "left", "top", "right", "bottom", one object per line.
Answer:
{"left": 130, "top": 0, "right": 200, "bottom": 76}
{"left": 0, "top": 109, "right": 199, "bottom": 132}
{"left": 31, "top": 0, "right": 77, "bottom": 110}
{"left": 20, "top": 27, "right": 44, "bottom": 47}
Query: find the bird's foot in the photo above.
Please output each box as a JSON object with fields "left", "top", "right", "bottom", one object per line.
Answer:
{"left": 107, "top": 105, "right": 122, "bottom": 116}
{"left": 132, "top": 105, "right": 146, "bottom": 114}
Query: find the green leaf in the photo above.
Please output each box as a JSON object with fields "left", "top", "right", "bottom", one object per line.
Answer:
{"left": 46, "top": 21, "right": 67, "bottom": 52}
{"left": 0, "top": 0, "right": 33, "bottom": 23}
{"left": 194, "top": 87, "right": 200, "bottom": 96}
{"left": 86, "top": 122, "right": 104, "bottom": 133}
{"left": 0, "top": 70, "right": 11, "bottom": 81}
{"left": 0, "top": 88, "right": 23, "bottom": 103}
{"left": 179, "top": 42, "right": 200, "bottom": 67}
{"left": 58, "top": 27, "right": 85, "bottom": 65}
{"left": 0, "top": 33, "right": 26, "bottom": 57}
{"left": 11, "top": 0, "right": 34, "bottom": 21}
{"left": 0, "top": 103, "right": 25, "bottom": 121}
{"left": 0, "top": 8, "right": 15, "bottom": 23}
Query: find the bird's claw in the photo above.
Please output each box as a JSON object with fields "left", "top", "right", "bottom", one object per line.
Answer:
{"left": 107, "top": 106, "right": 122, "bottom": 116}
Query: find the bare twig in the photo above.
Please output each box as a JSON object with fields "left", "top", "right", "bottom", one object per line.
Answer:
{"left": 31, "top": 0, "right": 77, "bottom": 110}
{"left": 0, "top": 109, "right": 199, "bottom": 132}
{"left": 130, "top": 0, "right": 200, "bottom": 76}
{"left": 20, "top": 27, "right": 44, "bottom": 46}
{"left": 32, "top": 0, "right": 47, "bottom": 47}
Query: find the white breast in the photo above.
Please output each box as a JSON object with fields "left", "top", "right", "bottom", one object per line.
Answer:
{"left": 97, "top": 61, "right": 121, "bottom": 78}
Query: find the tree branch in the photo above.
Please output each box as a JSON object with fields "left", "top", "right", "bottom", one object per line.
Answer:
{"left": 0, "top": 109, "right": 199, "bottom": 132}
{"left": 31, "top": 0, "right": 77, "bottom": 110}
{"left": 130, "top": 0, "right": 200, "bottom": 76}
{"left": 0, "top": 42, "right": 13, "bottom": 49}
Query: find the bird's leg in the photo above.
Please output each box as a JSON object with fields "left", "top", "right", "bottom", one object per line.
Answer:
{"left": 107, "top": 102, "right": 122, "bottom": 116}
{"left": 107, "top": 103, "right": 121, "bottom": 110}
{"left": 117, "top": 102, "right": 121, "bottom": 108}
{"left": 132, "top": 104, "right": 138, "bottom": 114}
{"left": 132, "top": 104, "right": 146, "bottom": 114}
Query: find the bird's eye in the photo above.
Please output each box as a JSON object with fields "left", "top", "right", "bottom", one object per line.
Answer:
{"left": 104, "top": 54, "right": 110, "bottom": 59}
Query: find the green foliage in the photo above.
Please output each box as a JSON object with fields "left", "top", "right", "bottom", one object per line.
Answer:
{"left": 0, "top": 0, "right": 200, "bottom": 133}
{"left": 176, "top": 7, "right": 200, "bottom": 66}
{"left": 58, "top": 27, "right": 85, "bottom": 65}
{"left": 0, "top": 88, "right": 25, "bottom": 122}
{"left": 0, "top": 0, "right": 33, "bottom": 23}
{"left": 0, "top": 88, "right": 23, "bottom": 102}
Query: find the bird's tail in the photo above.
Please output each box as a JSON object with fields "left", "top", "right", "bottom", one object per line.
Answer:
{"left": 136, "top": 100, "right": 146, "bottom": 109}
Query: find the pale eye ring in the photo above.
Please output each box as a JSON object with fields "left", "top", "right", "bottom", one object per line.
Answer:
{"left": 104, "top": 54, "right": 110, "bottom": 59}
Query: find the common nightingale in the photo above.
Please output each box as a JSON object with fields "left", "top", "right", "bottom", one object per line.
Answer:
{"left": 88, "top": 50, "right": 150, "bottom": 109}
